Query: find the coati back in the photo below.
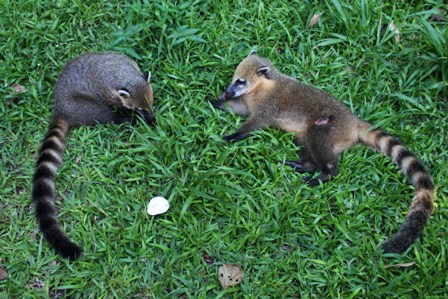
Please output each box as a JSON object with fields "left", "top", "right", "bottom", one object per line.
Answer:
{"left": 32, "top": 52, "right": 155, "bottom": 260}
{"left": 212, "top": 51, "right": 435, "bottom": 254}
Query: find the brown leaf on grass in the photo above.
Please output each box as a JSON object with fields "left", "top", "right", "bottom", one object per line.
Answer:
{"left": 218, "top": 264, "right": 244, "bottom": 289}
{"left": 384, "top": 262, "right": 416, "bottom": 269}
{"left": 32, "top": 277, "right": 45, "bottom": 288}
{"left": 430, "top": 14, "right": 446, "bottom": 22}
{"left": 12, "top": 83, "right": 27, "bottom": 94}
{"left": 308, "top": 12, "right": 323, "bottom": 28}
{"left": 280, "top": 244, "right": 293, "bottom": 252}
{"left": 202, "top": 252, "right": 214, "bottom": 265}
{"left": 0, "top": 259, "right": 7, "bottom": 280}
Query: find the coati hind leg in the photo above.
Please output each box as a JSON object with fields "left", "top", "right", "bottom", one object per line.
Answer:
{"left": 286, "top": 118, "right": 333, "bottom": 175}
{"left": 286, "top": 146, "right": 318, "bottom": 174}
{"left": 301, "top": 127, "right": 339, "bottom": 186}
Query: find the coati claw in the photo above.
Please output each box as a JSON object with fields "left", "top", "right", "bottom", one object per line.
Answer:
{"left": 285, "top": 160, "right": 308, "bottom": 173}
{"left": 302, "top": 176, "right": 321, "bottom": 186}
{"left": 134, "top": 109, "right": 156, "bottom": 125}
{"left": 223, "top": 132, "right": 249, "bottom": 142}
{"left": 209, "top": 100, "right": 224, "bottom": 109}
{"left": 285, "top": 160, "right": 319, "bottom": 174}
{"left": 223, "top": 134, "right": 237, "bottom": 142}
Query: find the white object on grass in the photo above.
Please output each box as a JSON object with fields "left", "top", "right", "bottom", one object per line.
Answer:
{"left": 147, "top": 196, "right": 170, "bottom": 216}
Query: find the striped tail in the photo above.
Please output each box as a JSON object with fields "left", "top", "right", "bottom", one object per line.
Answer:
{"left": 32, "top": 119, "right": 82, "bottom": 260}
{"left": 358, "top": 126, "right": 435, "bottom": 253}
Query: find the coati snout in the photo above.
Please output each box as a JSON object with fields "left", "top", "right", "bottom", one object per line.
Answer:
{"left": 219, "top": 78, "right": 249, "bottom": 100}
{"left": 118, "top": 86, "right": 155, "bottom": 124}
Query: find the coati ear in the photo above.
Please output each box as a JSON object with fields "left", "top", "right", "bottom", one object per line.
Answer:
{"left": 118, "top": 89, "right": 130, "bottom": 98}
{"left": 256, "top": 66, "right": 270, "bottom": 77}
{"left": 147, "top": 71, "right": 151, "bottom": 83}
{"left": 249, "top": 50, "right": 257, "bottom": 56}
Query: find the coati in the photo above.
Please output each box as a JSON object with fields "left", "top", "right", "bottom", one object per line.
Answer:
{"left": 211, "top": 50, "right": 435, "bottom": 254}
{"left": 32, "top": 52, "right": 155, "bottom": 260}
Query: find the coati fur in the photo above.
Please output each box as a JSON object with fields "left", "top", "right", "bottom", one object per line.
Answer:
{"left": 211, "top": 51, "right": 435, "bottom": 254}
{"left": 32, "top": 52, "right": 155, "bottom": 260}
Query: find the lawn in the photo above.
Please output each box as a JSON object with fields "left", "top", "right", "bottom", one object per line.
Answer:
{"left": 1, "top": 0, "right": 447, "bottom": 298}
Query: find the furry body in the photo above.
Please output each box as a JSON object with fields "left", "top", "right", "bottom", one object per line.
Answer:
{"left": 32, "top": 52, "right": 155, "bottom": 260}
{"left": 212, "top": 51, "right": 434, "bottom": 253}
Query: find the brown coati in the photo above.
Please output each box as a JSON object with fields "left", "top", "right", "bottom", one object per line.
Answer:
{"left": 211, "top": 50, "right": 435, "bottom": 254}
{"left": 32, "top": 52, "right": 155, "bottom": 260}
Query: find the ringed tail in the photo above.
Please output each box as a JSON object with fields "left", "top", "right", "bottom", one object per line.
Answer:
{"left": 358, "top": 124, "right": 435, "bottom": 253}
{"left": 32, "top": 119, "right": 82, "bottom": 260}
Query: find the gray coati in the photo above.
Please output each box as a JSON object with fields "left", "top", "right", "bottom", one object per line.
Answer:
{"left": 211, "top": 50, "right": 435, "bottom": 254}
{"left": 32, "top": 52, "right": 155, "bottom": 260}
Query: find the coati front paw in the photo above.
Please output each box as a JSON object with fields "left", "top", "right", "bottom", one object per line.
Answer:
{"left": 134, "top": 109, "right": 156, "bottom": 126}
{"left": 223, "top": 132, "right": 248, "bottom": 142}
{"left": 223, "top": 134, "right": 238, "bottom": 142}
{"left": 209, "top": 100, "right": 225, "bottom": 110}
{"left": 117, "top": 115, "right": 138, "bottom": 126}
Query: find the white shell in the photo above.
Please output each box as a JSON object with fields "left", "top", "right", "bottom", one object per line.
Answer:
{"left": 147, "top": 196, "right": 169, "bottom": 216}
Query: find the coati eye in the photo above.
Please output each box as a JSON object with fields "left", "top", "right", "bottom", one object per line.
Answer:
{"left": 235, "top": 78, "right": 246, "bottom": 85}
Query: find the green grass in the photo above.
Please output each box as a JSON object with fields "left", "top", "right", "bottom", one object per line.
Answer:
{"left": 1, "top": 0, "right": 447, "bottom": 298}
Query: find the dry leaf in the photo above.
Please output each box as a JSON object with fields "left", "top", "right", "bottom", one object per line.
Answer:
{"left": 430, "top": 14, "right": 446, "bottom": 22}
{"left": 280, "top": 244, "right": 293, "bottom": 252}
{"left": 308, "top": 12, "right": 323, "bottom": 28}
{"left": 388, "top": 21, "right": 400, "bottom": 43}
{"left": 218, "top": 264, "right": 244, "bottom": 289}
{"left": 0, "top": 263, "right": 7, "bottom": 281}
{"left": 12, "top": 83, "right": 27, "bottom": 94}
{"left": 32, "top": 277, "right": 45, "bottom": 288}
{"left": 384, "top": 262, "right": 416, "bottom": 269}
{"left": 202, "top": 252, "right": 214, "bottom": 265}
